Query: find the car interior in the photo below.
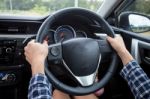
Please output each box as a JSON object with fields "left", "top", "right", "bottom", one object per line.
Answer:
{"left": 0, "top": 0, "right": 149, "bottom": 99}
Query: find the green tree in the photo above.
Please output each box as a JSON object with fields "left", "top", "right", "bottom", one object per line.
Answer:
{"left": 128, "top": 0, "right": 150, "bottom": 14}
{"left": 0, "top": 0, "right": 103, "bottom": 16}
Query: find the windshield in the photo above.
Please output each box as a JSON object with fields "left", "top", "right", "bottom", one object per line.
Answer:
{"left": 0, "top": 0, "right": 103, "bottom": 17}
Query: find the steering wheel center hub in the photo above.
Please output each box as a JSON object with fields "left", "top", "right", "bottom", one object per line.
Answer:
{"left": 62, "top": 38, "right": 100, "bottom": 77}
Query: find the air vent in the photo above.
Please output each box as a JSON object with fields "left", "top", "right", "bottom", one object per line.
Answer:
{"left": 0, "top": 22, "right": 27, "bottom": 34}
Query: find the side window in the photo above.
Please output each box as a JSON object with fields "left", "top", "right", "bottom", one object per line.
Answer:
{"left": 126, "top": 0, "right": 150, "bottom": 15}
{"left": 121, "top": 0, "right": 150, "bottom": 37}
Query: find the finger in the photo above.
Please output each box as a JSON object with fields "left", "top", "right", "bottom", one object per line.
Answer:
{"left": 30, "top": 39, "right": 35, "bottom": 43}
{"left": 24, "top": 46, "right": 28, "bottom": 51}
{"left": 95, "top": 77, "right": 98, "bottom": 82}
{"left": 116, "top": 35, "right": 120, "bottom": 37}
{"left": 25, "top": 57, "right": 29, "bottom": 62}
{"left": 106, "top": 36, "right": 113, "bottom": 42}
{"left": 43, "top": 40, "right": 48, "bottom": 46}
{"left": 24, "top": 52, "right": 29, "bottom": 58}
{"left": 95, "top": 88, "right": 104, "bottom": 96}
{"left": 24, "top": 46, "right": 30, "bottom": 54}
{"left": 44, "top": 36, "right": 49, "bottom": 42}
{"left": 43, "top": 40, "right": 47, "bottom": 44}
{"left": 118, "top": 35, "right": 123, "bottom": 40}
{"left": 28, "top": 39, "right": 35, "bottom": 46}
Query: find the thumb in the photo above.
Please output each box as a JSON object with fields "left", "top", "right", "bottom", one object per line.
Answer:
{"left": 43, "top": 40, "right": 48, "bottom": 45}
{"left": 107, "top": 36, "right": 113, "bottom": 43}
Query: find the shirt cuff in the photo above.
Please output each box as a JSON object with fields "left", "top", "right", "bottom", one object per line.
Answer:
{"left": 28, "top": 73, "right": 52, "bottom": 98}
{"left": 29, "top": 73, "right": 51, "bottom": 87}
{"left": 120, "top": 60, "right": 140, "bottom": 79}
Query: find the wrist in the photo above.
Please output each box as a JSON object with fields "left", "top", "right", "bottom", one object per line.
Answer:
{"left": 118, "top": 49, "right": 134, "bottom": 65}
{"left": 117, "top": 49, "right": 128, "bottom": 58}
{"left": 31, "top": 59, "right": 45, "bottom": 67}
{"left": 31, "top": 60, "right": 45, "bottom": 76}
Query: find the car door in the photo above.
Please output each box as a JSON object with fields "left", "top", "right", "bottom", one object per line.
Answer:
{"left": 119, "top": 0, "right": 150, "bottom": 75}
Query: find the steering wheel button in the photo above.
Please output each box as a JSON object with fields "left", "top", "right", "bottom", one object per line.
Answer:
{"left": 50, "top": 47, "right": 60, "bottom": 56}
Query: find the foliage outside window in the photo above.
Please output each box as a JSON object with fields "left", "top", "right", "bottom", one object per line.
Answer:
{"left": 0, "top": 0, "right": 103, "bottom": 16}
{"left": 126, "top": 0, "right": 150, "bottom": 15}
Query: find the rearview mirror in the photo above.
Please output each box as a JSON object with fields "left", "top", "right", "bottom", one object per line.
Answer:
{"left": 119, "top": 12, "right": 150, "bottom": 33}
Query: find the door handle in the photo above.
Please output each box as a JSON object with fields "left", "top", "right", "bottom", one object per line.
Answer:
{"left": 145, "top": 57, "right": 150, "bottom": 61}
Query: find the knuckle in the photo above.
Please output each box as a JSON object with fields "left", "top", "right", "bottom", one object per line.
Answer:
{"left": 24, "top": 52, "right": 27, "bottom": 56}
{"left": 28, "top": 42, "right": 32, "bottom": 46}
{"left": 24, "top": 46, "right": 27, "bottom": 51}
{"left": 24, "top": 52, "right": 28, "bottom": 56}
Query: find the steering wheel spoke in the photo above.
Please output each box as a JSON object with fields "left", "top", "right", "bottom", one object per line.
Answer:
{"left": 74, "top": 73, "right": 97, "bottom": 87}
{"left": 62, "top": 59, "right": 98, "bottom": 87}
{"left": 48, "top": 43, "right": 62, "bottom": 61}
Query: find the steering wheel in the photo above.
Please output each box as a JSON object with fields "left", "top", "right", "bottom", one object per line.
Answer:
{"left": 36, "top": 8, "right": 118, "bottom": 95}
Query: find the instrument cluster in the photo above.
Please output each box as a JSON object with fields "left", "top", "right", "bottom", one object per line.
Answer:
{"left": 44, "top": 25, "right": 87, "bottom": 45}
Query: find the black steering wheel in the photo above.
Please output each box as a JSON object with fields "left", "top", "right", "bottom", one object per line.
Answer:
{"left": 36, "top": 8, "right": 118, "bottom": 95}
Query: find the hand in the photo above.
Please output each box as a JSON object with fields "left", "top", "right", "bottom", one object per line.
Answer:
{"left": 24, "top": 40, "right": 48, "bottom": 75}
{"left": 107, "top": 36, "right": 133, "bottom": 65}
{"left": 107, "top": 36, "right": 127, "bottom": 55}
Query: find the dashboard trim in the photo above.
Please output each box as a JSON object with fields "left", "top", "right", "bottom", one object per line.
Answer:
{"left": 0, "top": 34, "right": 35, "bottom": 39}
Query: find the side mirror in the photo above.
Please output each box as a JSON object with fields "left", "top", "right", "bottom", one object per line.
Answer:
{"left": 119, "top": 12, "right": 150, "bottom": 33}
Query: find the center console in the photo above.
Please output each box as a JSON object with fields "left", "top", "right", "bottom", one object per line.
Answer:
{"left": 0, "top": 40, "right": 16, "bottom": 65}
{"left": 0, "top": 35, "right": 29, "bottom": 99}
{"left": 0, "top": 20, "right": 41, "bottom": 99}
{"left": 0, "top": 38, "right": 24, "bottom": 86}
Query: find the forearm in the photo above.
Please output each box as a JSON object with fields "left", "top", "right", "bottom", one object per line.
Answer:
{"left": 28, "top": 73, "right": 52, "bottom": 99}
{"left": 120, "top": 60, "right": 150, "bottom": 99}
{"left": 31, "top": 61, "right": 45, "bottom": 76}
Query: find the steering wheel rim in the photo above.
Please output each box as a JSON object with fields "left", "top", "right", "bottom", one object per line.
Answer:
{"left": 36, "top": 8, "right": 118, "bottom": 95}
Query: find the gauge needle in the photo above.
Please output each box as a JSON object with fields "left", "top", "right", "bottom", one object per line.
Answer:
{"left": 60, "top": 32, "right": 65, "bottom": 38}
{"left": 44, "top": 35, "right": 49, "bottom": 42}
{"left": 60, "top": 32, "right": 65, "bottom": 42}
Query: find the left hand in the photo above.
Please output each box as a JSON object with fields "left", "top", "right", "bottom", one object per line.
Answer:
{"left": 24, "top": 40, "right": 48, "bottom": 75}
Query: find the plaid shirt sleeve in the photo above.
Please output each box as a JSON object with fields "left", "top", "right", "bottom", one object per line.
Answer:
{"left": 28, "top": 73, "right": 52, "bottom": 99}
{"left": 120, "top": 60, "right": 150, "bottom": 99}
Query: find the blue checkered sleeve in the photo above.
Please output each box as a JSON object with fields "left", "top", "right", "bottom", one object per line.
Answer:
{"left": 28, "top": 73, "right": 52, "bottom": 99}
{"left": 120, "top": 60, "right": 150, "bottom": 99}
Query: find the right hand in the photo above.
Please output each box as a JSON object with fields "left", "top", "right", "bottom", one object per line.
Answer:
{"left": 106, "top": 36, "right": 127, "bottom": 55}
{"left": 107, "top": 36, "right": 133, "bottom": 65}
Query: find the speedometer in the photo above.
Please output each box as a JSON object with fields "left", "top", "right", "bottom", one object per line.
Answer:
{"left": 44, "top": 30, "right": 55, "bottom": 45}
{"left": 54, "top": 25, "right": 76, "bottom": 43}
